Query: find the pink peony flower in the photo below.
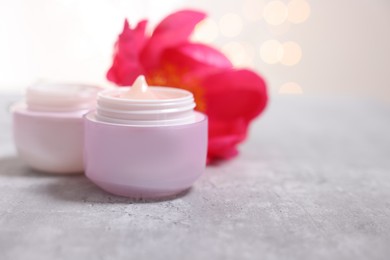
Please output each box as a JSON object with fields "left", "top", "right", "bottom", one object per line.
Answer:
{"left": 107, "top": 10, "right": 268, "bottom": 162}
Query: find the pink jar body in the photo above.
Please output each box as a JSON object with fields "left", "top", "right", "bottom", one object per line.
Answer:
{"left": 84, "top": 111, "right": 208, "bottom": 199}
{"left": 13, "top": 104, "right": 86, "bottom": 174}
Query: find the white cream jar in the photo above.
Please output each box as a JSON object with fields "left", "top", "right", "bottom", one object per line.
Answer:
{"left": 12, "top": 82, "right": 101, "bottom": 174}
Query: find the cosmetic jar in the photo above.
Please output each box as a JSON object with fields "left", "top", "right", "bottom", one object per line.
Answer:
{"left": 84, "top": 82, "right": 208, "bottom": 199}
{"left": 12, "top": 82, "right": 101, "bottom": 174}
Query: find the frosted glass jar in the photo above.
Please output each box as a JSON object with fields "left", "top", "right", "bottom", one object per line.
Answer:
{"left": 12, "top": 82, "right": 101, "bottom": 174}
{"left": 84, "top": 86, "right": 208, "bottom": 199}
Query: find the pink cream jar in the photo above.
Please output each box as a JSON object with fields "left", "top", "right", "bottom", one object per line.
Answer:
{"left": 12, "top": 82, "right": 101, "bottom": 174}
{"left": 84, "top": 76, "right": 208, "bottom": 199}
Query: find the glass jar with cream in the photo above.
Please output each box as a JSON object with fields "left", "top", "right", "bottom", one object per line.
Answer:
{"left": 84, "top": 76, "right": 208, "bottom": 199}
{"left": 12, "top": 82, "right": 101, "bottom": 174}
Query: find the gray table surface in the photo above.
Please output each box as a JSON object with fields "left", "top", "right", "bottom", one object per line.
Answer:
{"left": 0, "top": 95, "right": 389, "bottom": 260}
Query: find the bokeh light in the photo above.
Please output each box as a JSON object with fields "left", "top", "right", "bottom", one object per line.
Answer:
{"left": 191, "top": 18, "right": 219, "bottom": 43}
{"left": 279, "top": 82, "right": 303, "bottom": 94}
{"left": 219, "top": 13, "right": 243, "bottom": 37}
{"left": 280, "top": 41, "right": 302, "bottom": 66}
{"left": 267, "top": 22, "right": 291, "bottom": 35}
{"left": 287, "top": 0, "right": 311, "bottom": 24}
{"left": 242, "top": 0, "right": 265, "bottom": 21}
{"left": 222, "top": 42, "right": 255, "bottom": 67}
{"left": 260, "top": 40, "right": 284, "bottom": 64}
{"left": 263, "top": 1, "right": 288, "bottom": 25}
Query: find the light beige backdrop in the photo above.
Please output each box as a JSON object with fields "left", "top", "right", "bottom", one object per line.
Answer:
{"left": 0, "top": 0, "right": 389, "bottom": 102}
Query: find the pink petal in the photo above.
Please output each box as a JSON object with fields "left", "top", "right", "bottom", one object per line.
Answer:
{"left": 107, "top": 58, "right": 145, "bottom": 86}
{"left": 161, "top": 43, "right": 233, "bottom": 72}
{"left": 107, "top": 19, "right": 148, "bottom": 86}
{"left": 207, "top": 118, "right": 248, "bottom": 161}
{"left": 201, "top": 69, "right": 268, "bottom": 161}
{"left": 146, "top": 43, "right": 232, "bottom": 88}
{"left": 153, "top": 10, "right": 206, "bottom": 39}
{"left": 140, "top": 10, "right": 206, "bottom": 72}
{"left": 201, "top": 69, "right": 268, "bottom": 121}
{"left": 118, "top": 19, "right": 148, "bottom": 56}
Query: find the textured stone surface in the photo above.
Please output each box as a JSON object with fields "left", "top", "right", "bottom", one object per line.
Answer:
{"left": 1, "top": 95, "right": 390, "bottom": 260}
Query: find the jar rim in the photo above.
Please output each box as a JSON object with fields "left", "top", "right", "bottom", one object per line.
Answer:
{"left": 95, "top": 86, "right": 197, "bottom": 126}
{"left": 26, "top": 82, "right": 102, "bottom": 112}
{"left": 98, "top": 86, "right": 193, "bottom": 104}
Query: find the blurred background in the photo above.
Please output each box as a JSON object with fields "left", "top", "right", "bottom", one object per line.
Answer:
{"left": 0, "top": 0, "right": 389, "bottom": 102}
